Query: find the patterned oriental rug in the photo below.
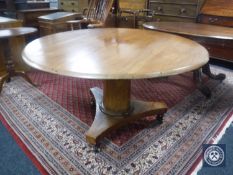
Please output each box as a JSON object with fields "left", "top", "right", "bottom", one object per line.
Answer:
{"left": 0, "top": 65, "right": 233, "bottom": 175}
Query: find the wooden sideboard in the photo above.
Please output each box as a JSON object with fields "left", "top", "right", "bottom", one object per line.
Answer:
{"left": 198, "top": 0, "right": 233, "bottom": 27}
{"left": 197, "top": 0, "right": 233, "bottom": 62}
{"left": 0, "top": 17, "right": 29, "bottom": 72}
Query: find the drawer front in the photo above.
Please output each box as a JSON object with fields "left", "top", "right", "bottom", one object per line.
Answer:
{"left": 120, "top": 0, "right": 145, "bottom": 10}
{"left": 150, "top": 3, "right": 197, "bottom": 18}
{"left": 153, "top": 15, "right": 196, "bottom": 22}
{"left": 60, "top": 5, "right": 78, "bottom": 13}
{"left": 76, "top": 1, "right": 89, "bottom": 12}
{"left": 27, "top": 2, "right": 50, "bottom": 9}
{"left": 60, "top": 1, "right": 78, "bottom": 9}
{"left": 60, "top": 0, "right": 88, "bottom": 13}
{"left": 198, "top": 14, "right": 233, "bottom": 27}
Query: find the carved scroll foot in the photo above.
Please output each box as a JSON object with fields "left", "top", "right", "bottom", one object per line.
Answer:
{"left": 0, "top": 71, "right": 36, "bottom": 93}
{"left": 157, "top": 114, "right": 164, "bottom": 124}
{"left": 14, "top": 71, "right": 36, "bottom": 86}
{"left": 193, "top": 63, "right": 226, "bottom": 98}
{"left": 0, "top": 73, "right": 9, "bottom": 93}
{"left": 202, "top": 63, "right": 226, "bottom": 81}
{"left": 197, "top": 85, "right": 211, "bottom": 99}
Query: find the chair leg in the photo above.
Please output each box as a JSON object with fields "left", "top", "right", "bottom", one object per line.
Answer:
{"left": 14, "top": 71, "right": 36, "bottom": 86}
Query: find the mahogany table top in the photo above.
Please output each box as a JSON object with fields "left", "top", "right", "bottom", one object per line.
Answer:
{"left": 0, "top": 17, "right": 18, "bottom": 24}
{"left": 0, "top": 27, "right": 37, "bottom": 39}
{"left": 22, "top": 28, "right": 209, "bottom": 80}
{"left": 143, "top": 22, "right": 233, "bottom": 40}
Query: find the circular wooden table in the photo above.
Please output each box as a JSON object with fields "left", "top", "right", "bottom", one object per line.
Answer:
{"left": 22, "top": 28, "right": 209, "bottom": 145}
{"left": 0, "top": 27, "right": 37, "bottom": 93}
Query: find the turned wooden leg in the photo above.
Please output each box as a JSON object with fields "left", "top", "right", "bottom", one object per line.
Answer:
{"left": 85, "top": 80, "right": 168, "bottom": 145}
{"left": 0, "top": 73, "right": 9, "bottom": 93}
{"left": 157, "top": 114, "right": 164, "bottom": 124}
{"left": 202, "top": 63, "right": 226, "bottom": 81}
{"left": 14, "top": 71, "right": 36, "bottom": 86}
{"left": 90, "top": 97, "right": 96, "bottom": 108}
{"left": 193, "top": 69, "right": 211, "bottom": 98}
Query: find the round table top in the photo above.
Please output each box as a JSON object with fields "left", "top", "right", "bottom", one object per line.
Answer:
{"left": 143, "top": 22, "right": 233, "bottom": 40}
{"left": 0, "top": 27, "right": 37, "bottom": 39}
{"left": 22, "top": 28, "right": 209, "bottom": 80}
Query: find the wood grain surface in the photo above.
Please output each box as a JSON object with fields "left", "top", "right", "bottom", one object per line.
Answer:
{"left": 0, "top": 27, "right": 37, "bottom": 39}
{"left": 22, "top": 28, "right": 209, "bottom": 80}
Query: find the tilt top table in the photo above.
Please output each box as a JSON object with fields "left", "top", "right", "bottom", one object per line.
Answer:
{"left": 0, "top": 27, "right": 37, "bottom": 93}
{"left": 22, "top": 28, "right": 209, "bottom": 145}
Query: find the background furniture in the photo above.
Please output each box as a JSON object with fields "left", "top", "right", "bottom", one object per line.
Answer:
{"left": 0, "top": 0, "right": 15, "bottom": 17}
{"left": 59, "top": 0, "right": 89, "bottom": 13}
{"left": 198, "top": 0, "right": 233, "bottom": 27}
{"left": 118, "top": 0, "right": 152, "bottom": 28}
{"left": 17, "top": 8, "right": 60, "bottom": 28}
{"left": 67, "top": 0, "right": 114, "bottom": 30}
{"left": 15, "top": 0, "right": 50, "bottom": 10}
{"left": 38, "top": 11, "right": 82, "bottom": 36}
{"left": 0, "top": 27, "right": 37, "bottom": 92}
{"left": 0, "top": 17, "right": 29, "bottom": 72}
{"left": 0, "top": 0, "right": 51, "bottom": 17}
{"left": 112, "top": 0, "right": 207, "bottom": 28}
{"left": 22, "top": 28, "right": 209, "bottom": 145}
{"left": 197, "top": 0, "right": 233, "bottom": 62}
{"left": 0, "top": 16, "right": 22, "bottom": 28}
{"left": 147, "top": 0, "right": 205, "bottom": 22}
{"left": 143, "top": 21, "right": 233, "bottom": 64}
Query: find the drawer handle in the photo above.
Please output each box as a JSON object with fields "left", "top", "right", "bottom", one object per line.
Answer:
{"left": 208, "top": 17, "right": 218, "bottom": 23}
{"left": 71, "top": 2, "right": 74, "bottom": 5}
{"left": 157, "top": 6, "right": 163, "bottom": 12}
{"left": 180, "top": 8, "right": 186, "bottom": 14}
{"left": 61, "top": 2, "right": 63, "bottom": 5}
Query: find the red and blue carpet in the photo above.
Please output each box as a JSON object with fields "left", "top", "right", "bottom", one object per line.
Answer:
{"left": 0, "top": 65, "right": 232, "bottom": 175}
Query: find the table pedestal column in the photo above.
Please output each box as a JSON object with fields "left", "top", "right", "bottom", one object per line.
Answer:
{"left": 86, "top": 79, "right": 168, "bottom": 145}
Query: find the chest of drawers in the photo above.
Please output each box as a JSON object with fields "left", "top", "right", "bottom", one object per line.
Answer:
{"left": 148, "top": 0, "right": 205, "bottom": 22}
